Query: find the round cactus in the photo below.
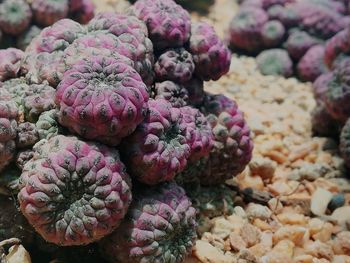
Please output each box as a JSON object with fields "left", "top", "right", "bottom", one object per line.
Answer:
{"left": 0, "top": 94, "right": 18, "bottom": 173}
{"left": 56, "top": 55, "right": 149, "bottom": 146}
{"left": 311, "top": 102, "right": 341, "bottom": 137}
{"left": 21, "top": 19, "right": 86, "bottom": 86}
{"left": 87, "top": 12, "right": 154, "bottom": 86}
{"left": 0, "top": 48, "right": 23, "bottom": 82}
{"left": 261, "top": 20, "right": 285, "bottom": 48}
{"left": 297, "top": 45, "right": 328, "bottom": 82}
{"left": 36, "top": 110, "right": 60, "bottom": 140}
{"left": 261, "top": 0, "right": 294, "bottom": 9}
{"left": 313, "top": 72, "right": 333, "bottom": 102}
{"left": 323, "top": 60, "right": 350, "bottom": 121}
{"left": 16, "top": 122, "right": 39, "bottom": 149}
{"left": 285, "top": 30, "right": 321, "bottom": 61}
{"left": 154, "top": 48, "right": 195, "bottom": 83}
{"left": 131, "top": 0, "right": 191, "bottom": 50}
{"left": 15, "top": 149, "right": 34, "bottom": 170}
{"left": 16, "top": 25, "right": 42, "bottom": 51}
{"left": 31, "top": 0, "right": 69, "bottom": 27}
{"left": 340, "top": 119, "right": 350, "bottom": 168}
{"left": 154, "top": 81, "right": 189, "bottom": 108}
{"left": 0, "top": 0, "right": 32, "bottom": 36}
{"left": 0, "top": 196, "right": 35, "bottom": 246}
{"left": 189, "top": 22, "right": 231, "bottom": 81}
{"left": 18, "top": 135, "right": 132, "bottom": 246}
{"left": 228, "top": 7, "right": 269, "bottom": 53}
{"left": 184, "top": 77, "right": 205, "bottom": 107}
{"left": 324, "top": 28, "right": 350, "bottom": 69}
{"left": 0, "top": 165, "right": 21, "bottom": 195}
{"left": 121, "top": 99, "right": 191, "bottom": 185}
{"left": 267, "top": 5, "right": 299, "bottom": 28}
{"left": 199, "top": 93, "right": 253, "bottom": 185}
{"left": 100, "top": 181, "right": 197, "bottom": 263}
{"left": 69, "top": 0, "right": 94, "bottom": 24}
{"left": 256, "top": 49, "right": 293, "bottom": 77}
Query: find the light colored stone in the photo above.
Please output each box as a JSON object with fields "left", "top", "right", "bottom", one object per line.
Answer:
{"left": 332, "top": 231, "right": 350, "bottom": 256}
{"left": 276, "top": 213, "right": 307, "bottom": 225}
{"left": 268, "top": 198, "right": 283, "bottom": 214}
{"left": 212, "top": 218, "right": 236, "bottom": 239}
{"left": 252, "top": 218, "right": 273, "bottom": 232}
{"left": 249, "top": 157, "right": 276, "bottom": 181}
{"left": 308, "top": 218, "right": 325, "bottom": 236}
{"left": 272, "top": 240, "right": 295, "bottom": 258}
{"left": 330, "top": 206, "right": 350, "bottom": 226}
{"left": 293, "top": 255, "right": 313, "bottom": 263}
{"left": 310, "top": 188, "right": 333, "bottom": 216}
{"left": 303, "top": 240, "right": 334, "bottom": 260}
{"left": 312, "top": 222, "right": 333, "bottom": 242}
{"left": 193, "top": 240, "right": 235, "bottom": 263}
{"left": 246, "top": 203, "right": 272, "bottom": 220}
{"left": 240, "top": 223, "right": 261, "bottom": 248}
{"left": 5, "top": 245, "right": 31, "bottom": 263}
{"left": 332, "top": 255, "right": 350, "bottom": 263}
{"left": 273, "top": 225, "right": 307, "bottom": 246}
{"left": 229, "top": 232, "right": 247, "bottom": 252}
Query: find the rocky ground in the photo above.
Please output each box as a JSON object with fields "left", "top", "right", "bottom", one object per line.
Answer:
{"left": 3, "top": 0, "right": 350, "bottom": 262}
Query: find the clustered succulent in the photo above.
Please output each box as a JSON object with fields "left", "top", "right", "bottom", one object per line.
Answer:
{"left": 230, "top": 0, "right": 350, "bottom": 81}
{"left": 0, "top": 0, "right": 95, "bottom": 50}
{"left": 0, "top": 0, "right": 254, "bottom": 262}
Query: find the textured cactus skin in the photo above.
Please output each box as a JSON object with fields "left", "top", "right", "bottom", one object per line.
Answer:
{"left": 200, "top": 94, "right": 253, "bottom": 185}
{"left": 340, "top": 119, "right": 350, "bottom": 168}
{"left": 16, "top": 149, "right": 34, "bottom": 170}
{"left": 87, "top": 12, "right": 154, "bottom": 86}
{"left": 189, "top": 22, "right": 231, "bottom": 81}
{"left": 21, "top": 19, "right": 86, "bottom": 86}
{"left": 18, "top": 135, "right": 132, "bottom": 246}
{"left": 31, "top": 0, "right": 69, "bottom": 27}
{"left": 154, "top": 81, "right": 189, "bottom": 108}
{"left": 0, "top": 165, "right": 21, "bottom": 195}
{"left": 0, "top": 94, "right": 18, "bottom": 173}
{"left": 0, "top": 196, "right": 35, "bottom": 245}
{"left": 228, "top": 7, "right": 268, "bottom": 53}
{"left": 256, "top": 49, "right": 293, "bottom": 77}
{"left": 131, "top": 0, "right": 191, "bottom": 50}
{"left": 155, "top": 48, "right": 195, "bottom": 83}
{"left": 286, "top": 31, "right": 320, "bottom": 61}
{"left": 290, "top": 2, "right": 345, "bottom": 39}
{"left": 323, "top": 60, "right": 350, "bottom": 121}
{"left": 180, "top": 106, "right": 213, "bottom": 161}
{"left": 313, "top": 72, "right": 333, "bottom": 102}
{"left": 101, "top": 181, "right": 197, "bottom": 263}
{"left": 16, "top": 25, "right": 42, "bottom": 51}
{"left": 184, "top": 77, "right": 205, "bottom": 107}
{"left": 36, "top": 110, "right": 60, "bottom": 140}
{"left": 69, "top": 0, "right": 95, "bottom": 24}
{"left": 16, "top": 122, "right": 39, "bottom": 149}
{"left": 297, "top": 45, "right": 328, "bottom": 82}
{"left": 0, "top": 48, "right": 23, "bottom": 82}
{"left": 311, "top": 102, "right": 341, "bottom": 138}
{"left": 56, "top": 55, "right": 149, "bottom": 146}
{"left": 261, "top": 20, "right": 285, "bottom": 48}
{"left": 0, "top": 0, "right": 32, "bottom": 36}
{"left": 267, "top": 5, "right": 299, "bottom": 28}
{"left": 324, "top": 28, "right": 350, "bottom": 69}
{"left": 121, "top": 99, "right": 191, "bottom": 185}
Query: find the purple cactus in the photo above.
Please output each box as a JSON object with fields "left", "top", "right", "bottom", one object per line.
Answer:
{"left": 31, "top": 0, "right": 69, "bottom": 27}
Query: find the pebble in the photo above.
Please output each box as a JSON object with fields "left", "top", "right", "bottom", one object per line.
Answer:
{"left": 328, "top": 194, "right": 346, "bottom": 212}
{"left": 303, "top": 240, "right": 334, "bottom": 260}
{"left": 193, "top": 240, "right": 234, "bottom": 263}
{"left": 311, "top": 188, "right": 333, "bottom": 216}
{"left": 240, "top": 223, "right": 261, "bottom": 248}
{"left": 248, "top": 157, "right": 276, "bottom": 181}
{"left": 245, "top": 203, "right": 272, "bottom": 220}
{"left": 229, "top": 232, "right": 247, "bottom": 252}
{"left": 273, "top": 225, "right": 307, "bottom": 246}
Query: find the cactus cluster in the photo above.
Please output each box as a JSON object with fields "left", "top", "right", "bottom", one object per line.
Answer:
{"left": 0, "top": 0, "right": 95, "bottom": 50}
{"left": 230, "top": 0, "right": 350, "bottom": 82}
{"left": 0, "top": 0, "right": 254, "bottom": 262}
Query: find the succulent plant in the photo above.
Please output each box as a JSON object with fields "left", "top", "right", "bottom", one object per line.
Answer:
{"left": 312, "top": 72, "right": 333, "bottom": 102}
{"left": 0, "top": 48, "right": 23, "bottom": 82}
{"left": 175, "top": 0, "right": 215, "bottom": 13}
{"left": 323, "top": 60, "right": 350, "bottom": 121}
{"left": 290, "top": 2, "right": 345, "bottom": 39}
{"left": 340, "top": 119, "right": 350, "bottom": 168}
{"left": 31, "top": 0, "right": 69, "bottom": 27}
{"left": 15, "top": 149, "right": 34, "bottom": 170}
{"left": 240, "top": 0, "right": 262, "bottom": 8}
{"left": 18, "top": 135, "right": 132, "bottom": 246}
{"left": 311, "top": 102, "right": 341, "bottom": 137}
{"left": 0, "top": 95, "right": 18, "bottom": 173}
{"left": 21, "top": 19, "right": 86, "bottom": 86}
{"left": 0, "top": 0, "right": 32, "bottom": 36}
{"left": 154, "top": 48, "right": 195, "bottom": 83}
{"left": 261, "top": 0, "right": 294, "bottom": 9}
{"left": 267, "top": 5, "right": 299, "bottom": 28}
{"left": 189, "top": 22, "right": 231, "bottom": 81}
{"left": 201, "top": 94, "right": 253, "bottom": 185}
{"left": 285, "top": 30, "right": 321, "bottom": 61}
{"left": 100, "top": 181, "right": 197, "bottom": 263}
{"left": 184, "top": 77, "right": 205, "bottom": 107}
{"left": 56, "top": 55, "right": 149, "bottom": 146}
{"left": 69, "top": 0, "right": 94, "bottom": 24}
{"left": 131, "top": 0, "right": 191, "bottom": 50}
{"left": 256, "top": 49, "right": 293, "bottom": 77}
{"left": 228, "top": 7, "right": 269, "bottom": 53}
{"left": 16, "top": 122, "right": 39, "bottom": 149}
{"left": 36, "top": 110, "right": 60, "bottom": 140}
{"left": 309, "top": 0, "right": 346, "bottom": 14}
{"left": 16, "top": 25, "right": 42, "bottom": 51}
{"left": 121, "top": 99, "right": 191, "bottom": 185}
{"left": 87, "top": 12, "right": 154, "bottom": 86}
{"left": 0, "top": 195, "right": 35, "bottom": 246}
{"left": 297, "top": 45, "right": 328, "bottom": 82}
{"left": 324, "top": 28, "right": 350, "bottom": 69}
{"left": 261, "top": 20, "right": 285, "bottom": 48}
{"left": 154, "top": 81, "right": 189, "bottom": 108}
